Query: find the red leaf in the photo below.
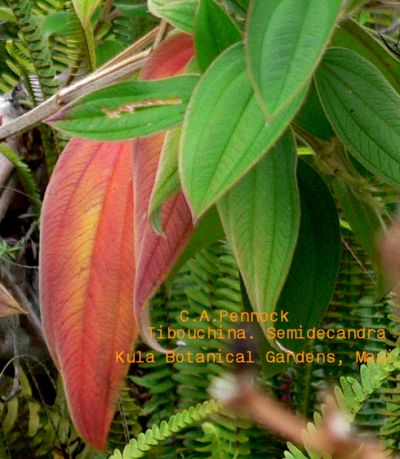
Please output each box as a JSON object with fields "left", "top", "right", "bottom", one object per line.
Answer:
{"left": 133, "top": 33, "right": 195, "bottom": 345}
{"left": 39, "top": 32, "right": 194, "bottom": 449}
{"left": 140, "top": 33, "right": 194, "bottom": 80}
{"left": 39, "top": 139, "right": 136, "bottom": 450}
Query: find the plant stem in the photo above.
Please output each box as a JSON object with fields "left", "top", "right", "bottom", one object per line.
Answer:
{"left": 0, "top": 49, "right": 150, "bottom": 141}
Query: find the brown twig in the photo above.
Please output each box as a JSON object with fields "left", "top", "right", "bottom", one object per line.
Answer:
{"left": 0, "top": 50, "right": 149, "bottom": 141}
{"left": 95, "top": 26, "right": 158, "bottom": 69}
{"left": 0, "top": 24, "right": 166, "bottom": 142}
{"left": 211, "top": 372, "right": 390, "bottom": 459}
{"left": 0, "top": 268, "right": 43, "bottom": 341}
{"left": 152, "top": 20, "right": 169, "bottom": 50}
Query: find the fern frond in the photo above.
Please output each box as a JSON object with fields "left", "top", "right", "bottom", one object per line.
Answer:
{"left": 380, "top": 295, "right": 400, "bottom": 454}
{"left": 0, "top": 363, "right": 88, "bottom": 458}
{"left": 31, "top": 0, "right": 64, "bottom": 16}
{"left": 0, "top": 142, "right": 41, "bottom": 215}
{"left": 175, "top": 243, "right": 252, "bottom": 458}
{"left": 62, "top": 3, "right": 94, "bottom": 80}
{"left": 133, "top": 284, "right": 186, "bottom": 427}
{"left": 108, "top": 384, "right": 143, "bottom": 451}
{"left": 335, "top": 349, "right": 399, "bottom": 418}
{"left": 289, "top": 230, "right": 393, "bottom": 426}
{"left": 194, "top": 422, "right": 237, "bottom": 459}
{"left": 4, "top": 0, "right": 65, "bottom": 168}
{"left": 112, "top": 1, "right": 158, "bottom": 49}
{"left": 0, "top": 367, "right": 55, "bottom": 457}
{"left": 133, "top": 242, "right": 253, "bottom": 458}
{"left": 284, "top": 349, "right": 400, "bottom": 459}
{"left": 0, "top": 40, "right": 31, "bottom": 94}
{"left": 109, "top": 400, "right": 221, "bottom": 459}
{"left": 6, "top": 0, "right": 60, "bottom": 99}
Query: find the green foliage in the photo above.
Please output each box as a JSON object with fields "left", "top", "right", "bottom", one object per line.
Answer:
{"left": 108, "top": 385, "right": 143, "bottom": 451}
{"left": 0, "top": 365, "right": 85, "bottom": 458}
{"left": 113, "top": 1, "right": 158, "bottom": 50}
{"left": 133, "top": 243, "right": 253, "bottom": 458}
{"left": 274, "top": 159, "right": 341, "bottom": 355}
{"left": 285, "top": 349, "right": 400, "bottom": 459}
{"left": 218, "top": 131, "right": 300, "bottom": 335}
{"left": 149, "top": 127, "right": 182, "bottom": 233}
{"left": 180, "top": 42, "right": 306, "bottom": 216}
{"left": 336, "top": 350, "right": 400, "bottom": 417}
{"left": 1, "top": 0, "right": 400, "bottom": 457}
{"left": 108, "top": 400, "right": 221, "bottom": 459}
{"left": 332, "top": 177, "right": 386, "bottom": 287}
{"left": 6, "top": 0, "right": 60, "bottom": 99}
{"left": 332, "top": 18, "right": 400, "bottom": 93}
{"left": 315, "top": 47, "right": 400, "bottom": 189}
{"left": 247, "top": 0, "right": 341, "bottom": 117}
{"left": 49, "top": 75, "right": 199, "bottom": 140}
{"left": 286, "top": 227, "right": 397, "bottom": 443}
{"left": 0, "top": 142, "right": 41, "bottom": 215}
{"left": 194, "top": 0, "right": 241, "bottom": 71}
{"left": 148, "top": 0, "right": 198, "bottom": 33}
{"left": 63, "top": 1, "right": 96, "bottom": 75}
{"left": 380, "top": 295, "right": 400, "bottom": 454}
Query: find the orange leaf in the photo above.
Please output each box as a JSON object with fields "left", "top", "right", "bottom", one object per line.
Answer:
{"left": 133, "top": 34, "right": 195, "bottom": 346}
{"left": 39, "top": 139, "right": 136, "bottom": 450}
{"left": 39, "top": 32, "right": 194, "bottom": 449}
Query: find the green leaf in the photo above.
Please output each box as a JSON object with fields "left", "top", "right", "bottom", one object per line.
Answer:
{"left": 72, "top": 0, "right": 99, "bottom": 69}
{"left": 42, "top": 12, "right": 70, "bottom": 37}
{"left": 344, "top": 0, "right": 369, "bottom": 12}
{"left": 47, "top": 76, "right": 199, "bottom": 141}
{"left": 293, "top": 82, "right": 335, "bottom": 140}
{"left": 115, "top": 4, "right": 148, "bottom": 17}
{"left": 332, "top": 18, "right": 400, "bottom": 93}
{"left": 218, "top": 130, "right": 300, "bottom": 339}
{"left": 148, "top": 0, "right": 198, "bottom": 33}
{"left": 246, "top": 0, "right": 341, "bottom": 117}
{"left": 180, "top": 42, "right": 306, "bottom": 217}
{"left": 72, "top": 0, "right": 101, "bottom": 26}
{"left": 149, "top": 128, "right": 182, "bottom": 234}
{"left": 315, "top": 47, "right": 400, "bottom": 189}
{"left": 332, "top": 177, "right": 386, "bottom": 292}
{"left": 194, "top": 0, "right": 241, "bottom": 71}
{"left": 0, "top": 7, "right": 15, "bottom": 22}
{"left": 274, "top": 160, "right": 341, "bottom": 352}
{"left": 96, "top": 40, "right": 125, "bottom": 67}
{"left": 223, "top": 0, "right": 249, "bottom": 14}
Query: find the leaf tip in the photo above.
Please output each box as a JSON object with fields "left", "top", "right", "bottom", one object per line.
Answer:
{"left": 149, "top": 206, "right": 166, "bottom": 237}
{"left": 138, "top": 301, "right": 171, "bottom": 354}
